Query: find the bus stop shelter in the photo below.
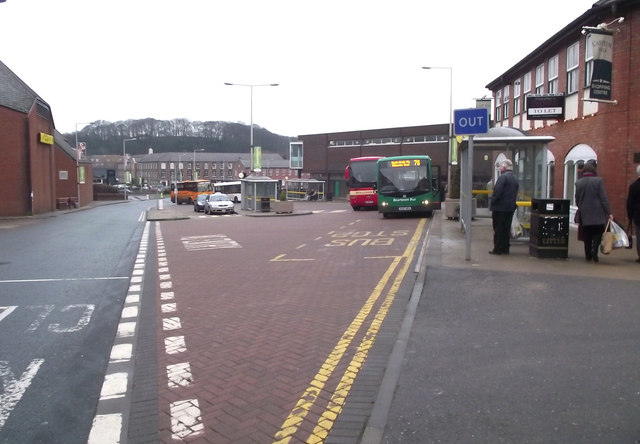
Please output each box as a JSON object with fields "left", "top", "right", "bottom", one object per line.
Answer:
{"left": 285, "top": 179, "right": 326, "bottom": 201}
{"left": 241, "top": 176, "right": 279, "bottom": 212}
{"left": 457, "top": 127, "right": 555, "bottom": 259}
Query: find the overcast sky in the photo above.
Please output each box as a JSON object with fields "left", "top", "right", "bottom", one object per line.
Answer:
{"left": 1, "top": 0, "right": 596, "bottom": 138}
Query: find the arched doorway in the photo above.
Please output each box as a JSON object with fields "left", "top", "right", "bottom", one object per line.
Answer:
{"left": 564, "top": 143, "right": 597, "bottom": 206}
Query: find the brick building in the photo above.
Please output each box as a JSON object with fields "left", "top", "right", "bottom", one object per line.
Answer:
{"left": 0, "top": 60, "right": 92, "bottom": 217}
{"left": 297, "top": 124, "right": 449, "bottom": 199}
{"left": 120, "top": 152, "right": 308, "bottom": 186}
{"left": 486, "top": 0, "right": 639, "bottom": 223}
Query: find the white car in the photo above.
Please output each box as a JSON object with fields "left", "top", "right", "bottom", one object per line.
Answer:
{"left": 204, "top": 193, "right": 235, "bottom": 214}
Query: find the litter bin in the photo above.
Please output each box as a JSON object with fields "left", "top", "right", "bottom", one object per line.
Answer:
{"left": 260, "top": 197, "right": 271, "bottom": 212}
{"left": 326, "top": 192, "right": 333, "bottom": 201}
{"left": 529, "top": 198, "right": 569, "bottom": 258}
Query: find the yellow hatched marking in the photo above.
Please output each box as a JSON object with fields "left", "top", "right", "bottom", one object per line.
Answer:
{"left": 273, "top": 219, "right": 426, "bottom": 443}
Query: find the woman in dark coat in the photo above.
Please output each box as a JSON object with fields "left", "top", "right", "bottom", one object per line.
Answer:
{"left": 626, "top": 165, "right": 640, "bottom": 262}
{"left": 575, "top": 162, "right": 613, "bottom": 262}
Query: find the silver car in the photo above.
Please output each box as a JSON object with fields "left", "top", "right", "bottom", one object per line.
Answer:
{"left": 204, "top": 193, "right": 235, "bottom": 214}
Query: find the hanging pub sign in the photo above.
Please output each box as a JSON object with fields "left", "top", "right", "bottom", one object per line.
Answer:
{"left": 587, "top": 30, "right": 613, "bottom": 100}
{"left": 526, "top": 93, "right": 565, "bottom": 120}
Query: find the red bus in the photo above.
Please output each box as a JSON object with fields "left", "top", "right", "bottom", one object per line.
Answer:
{"left": 345, "top": 156, "right": 385, "bottom": 210}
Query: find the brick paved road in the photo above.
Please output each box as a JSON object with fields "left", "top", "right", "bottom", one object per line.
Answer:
{"left": 145, "top": 203, "right": 429, "bottom": 443}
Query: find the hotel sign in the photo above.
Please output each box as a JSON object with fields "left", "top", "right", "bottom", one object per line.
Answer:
{"left": 526, "top": 94, "right": 565, "bottom": 120}
{"left": 39, "top": 132, "right": 54, "bottom": 145}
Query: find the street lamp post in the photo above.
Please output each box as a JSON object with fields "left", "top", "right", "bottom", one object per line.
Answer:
{"left": 74, "top": 122, "right": 92, "bottom": 207}
{"left": 422, "top": 66, "right": 453, "bottom": 194}
{"left": 224, "top": 82, "right": 279, "bottom": 173}
{"left": 193, "top": 148, "right": 204, "bottom": 180}
{"left": 123, "top": 138, "right": 137, "bottom": 200}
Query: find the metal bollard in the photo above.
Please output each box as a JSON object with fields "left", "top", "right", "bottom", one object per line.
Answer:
{"left": 157, "top": 198, "right": 164, "bottom": 210}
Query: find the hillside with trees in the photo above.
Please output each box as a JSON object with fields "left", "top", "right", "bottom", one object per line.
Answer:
{"left": 63, "top": 118, "right": 294, "bottom": 157}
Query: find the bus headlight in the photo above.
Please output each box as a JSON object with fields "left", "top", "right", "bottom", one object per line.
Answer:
{"left": 422, "top": 199, "right": 430, "bottom": 206}
{"left": 381, "top": 201, "right": 388, "bottom": 207}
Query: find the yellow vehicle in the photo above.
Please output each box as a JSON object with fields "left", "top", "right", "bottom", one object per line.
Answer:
{"left": 170, "top": 180, "right": 213, "bottom": 204}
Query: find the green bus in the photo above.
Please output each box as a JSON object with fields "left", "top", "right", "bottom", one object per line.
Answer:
{"left": 377, "top": 155, "right": 440, "bottom": 217}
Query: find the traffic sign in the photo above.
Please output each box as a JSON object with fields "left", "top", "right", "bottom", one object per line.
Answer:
{"left": 454, "top": 108, "right": 489, "bottom": 135}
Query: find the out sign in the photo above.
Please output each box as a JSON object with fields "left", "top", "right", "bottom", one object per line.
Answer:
{"left": 454, "top": 108, "right": 489, "bottom": 135}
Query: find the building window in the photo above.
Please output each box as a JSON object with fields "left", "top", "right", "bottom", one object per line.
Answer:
{"left": 566, "top": 41, "right": 579, "bottom": 94}
{"left": 522, "top": 72, "right": 531, "bottom": 111}
{"left": 548, "top": 55, "right": 558, "bottom": 94}
{"left": 513, "top": 79, "right": 521, "bottom": 115}
{"left": 495, "top": 89, "right": 502, "bottom": 121}
{"left": 502, "top": 85, "right": 510, "bottom": 120}
{"left": 535, "top": 64, "right": 544, "bottom": 94}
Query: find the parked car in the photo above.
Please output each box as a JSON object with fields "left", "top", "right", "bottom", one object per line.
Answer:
{"left": 194, "top": 193, "right": 208, "bottom": 212}
{"left": 204, "top": 193, "right": 235, "bottom": 214}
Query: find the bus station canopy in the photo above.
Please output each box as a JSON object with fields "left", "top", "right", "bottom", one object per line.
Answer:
{"left": 285, "top": 178, "right": 325, "bottom": 200}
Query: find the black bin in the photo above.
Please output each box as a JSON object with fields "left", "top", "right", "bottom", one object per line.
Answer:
{"left": 529, "top": 198, "right": 570, "bottom": 258}
{"left": 260, "top": 197, "right": 271, "bottom": 212}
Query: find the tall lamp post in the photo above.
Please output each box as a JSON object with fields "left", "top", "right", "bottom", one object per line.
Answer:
{"left": 224, "top": 82, "right": 279, "bottom": 172}
{"left": 193, "top": 148, "right": 204, "bottom": 180}
{"left": 123, "top": 138, "right": 137, "bottom": 200}
{"left": 422, "top": 66, "right": 453, "bottom": 194}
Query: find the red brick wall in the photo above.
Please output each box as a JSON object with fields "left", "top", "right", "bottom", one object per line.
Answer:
{"left": 27, "top": 106, "right": 57, "bottom": 214}
{"left": 525, "top": 10, "right": 640, "bottom": 223}
{"left": 0, "top": 107, "right": 30, "bottom": 216}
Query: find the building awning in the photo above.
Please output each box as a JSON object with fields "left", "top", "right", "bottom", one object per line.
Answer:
{"left": 564, "top": 144, "right": 596, "bottom": 163}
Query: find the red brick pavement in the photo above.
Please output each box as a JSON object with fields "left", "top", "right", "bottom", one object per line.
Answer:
{"left": 151, "top": 206, "right": 427, "bottom": 443}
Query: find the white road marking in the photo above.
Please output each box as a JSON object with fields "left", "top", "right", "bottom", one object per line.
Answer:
{"left": 170, "top": 399, "right": 204, "bottom": 439}
{"left": 161, "top": 303, "right": 177, "bottom": 313}
{"left": 109, "top": 344, "right": 133, "bottom": 363}
{"left": 167, "top": 362, "right": 193, "bottom": 388}
{"left": 156, "top": 223, "right": 205, "bottom": 438}
{"left": 48, "top": 304, "right": 95, "bottom": 333}
{"left": 165, "top": 335, "right": 187, "bottom": 354}
{"left": 99, "top": 372, "right": 128, "bottom": 400}
{"left": 0, "top": 306, "right": 17, "bottom": 322}
{"left": 88, "top": 414, "right": 122, "bottom": 444}
{"left": 181, "top": 234, "right": 241, "bottom": 251}
{"left": 0, "top": 359, "right": 44, "bottom": 428}
{"left": 117, "top": 321, "right": 136, "bottom": 338}
{"left": 121, "top": 306, "right": 139, "bottom": 319}
{"left": 163, "top": 317, "right": 182, "bottom": 331}
{"left": 0, "top": 277, "right": 128, "bottom": 284}
{"left": 89, "top": 221, "right": 151, "bottom": 443}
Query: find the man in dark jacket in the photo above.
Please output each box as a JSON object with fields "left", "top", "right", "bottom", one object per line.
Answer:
{"left": 489, "top": 159, "right": 519, "bottom": 255}
{"left": 627, "top": 165, "right": 640, "bottom": 263}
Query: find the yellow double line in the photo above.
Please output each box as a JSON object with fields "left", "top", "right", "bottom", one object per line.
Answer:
{"left": 273, "top": 218, "right": 426, "bottom": 443}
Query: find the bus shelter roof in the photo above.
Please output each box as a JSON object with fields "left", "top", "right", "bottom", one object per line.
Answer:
{"left": 241, "top": 175, "right": 279, "bottom": 183}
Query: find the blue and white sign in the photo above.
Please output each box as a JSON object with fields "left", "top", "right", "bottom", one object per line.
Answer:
{"left": 454, "top": 108, "right": 489, "bottom": 135}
